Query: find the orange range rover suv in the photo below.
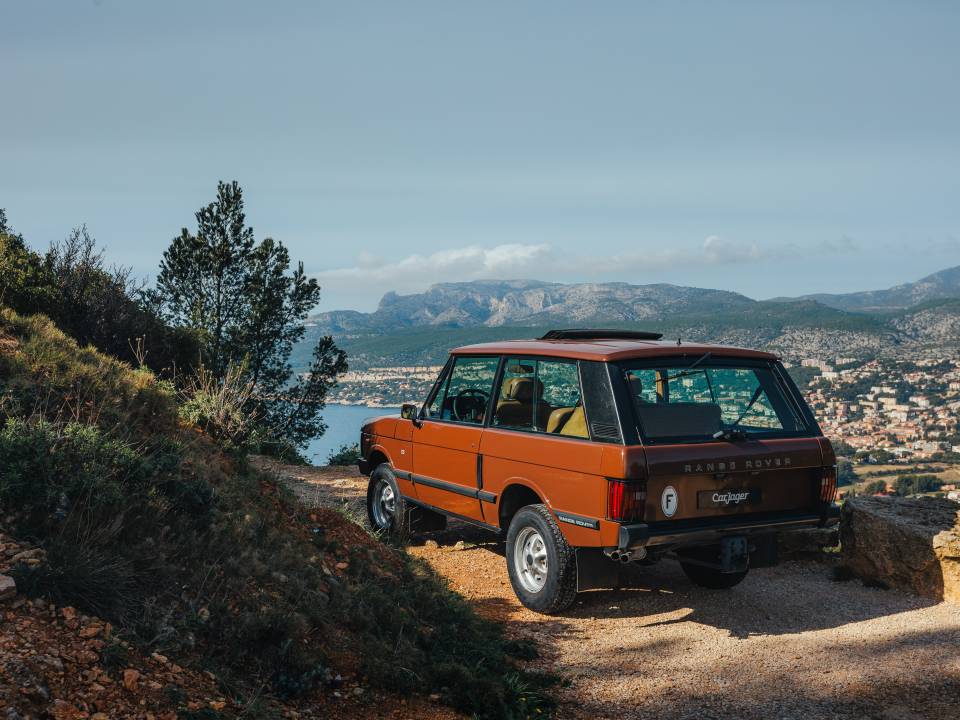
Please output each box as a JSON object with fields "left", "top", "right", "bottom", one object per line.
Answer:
{"left": 358, "top": 329, "right": 840, "bottom": 613}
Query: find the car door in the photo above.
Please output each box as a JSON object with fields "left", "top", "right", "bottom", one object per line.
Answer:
{"left": 481, "top": 357, "right": 608, "bottom": 531}
{"left": 412, "top": 355, "right": 500, "bottom": 521}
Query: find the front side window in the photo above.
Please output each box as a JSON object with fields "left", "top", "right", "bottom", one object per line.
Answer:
{"left": 492, "top": 357, "right": 588, "bottom": 438}
{"left": 621, "top": 359, "right": 809, "bottom": 444}
{"left": 426, "top": 356, "right": 499, "bottom": 424}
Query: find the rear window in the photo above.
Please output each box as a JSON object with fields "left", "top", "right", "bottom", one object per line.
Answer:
{"left": 619, "top": 356, "right": 812, "bottom": 444}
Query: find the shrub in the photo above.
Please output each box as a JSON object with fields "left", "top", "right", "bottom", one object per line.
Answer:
{"left": 179, "top": 363, "right": 264, "bottom": 454}
{"left": 863, "top": 480, "right": 888, "bottom": 495}
{"left": 837, "top": 460, "right": 857, "bottom": 487}
{"left": 0, "top": 306, "right": 544, "bottom": 719}
{"left": 893, "top": 474, "right": 943, "bottom": 496}
{"left": 326, "top": 443, "right": 360, "bottom": 467}
{"left": 0, "top": 215, "right": 199, "bottom": 376}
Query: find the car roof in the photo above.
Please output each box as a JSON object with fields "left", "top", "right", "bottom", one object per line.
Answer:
{"left": 451, "top": 338, "right": 779, "bottom": 362}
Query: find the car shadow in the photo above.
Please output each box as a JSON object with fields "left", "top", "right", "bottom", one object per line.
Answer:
{"left": 410, "top": 519, "right": 941, "bottom": 638}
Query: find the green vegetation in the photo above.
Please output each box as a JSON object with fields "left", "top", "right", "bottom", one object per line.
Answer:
{"left": 0, "top": 307, "right": 551, "bottom": 718}
{"left": 153, "top": 182, "right": 347, "bottom": 457}
{"left": 855, "top": 449, "right": 895, "bottom": 464}
{"left": 298, "top": 300, "right": 889, "bottom": 371}
{"left": 862, "top": 480, "right": 888, "bottom": 495}
{"left": 326, "top": 443, "right": 361, "bottom": 466}
{"left": 787, "top": 365, "right": 822, "bottom": 390}
{"left": 892, "top": 474, "right": 943, "bottom": 496}
{"left": 831, "top": 438, "right": 857, "bottom": 458}
{"left": 0, "top": 210, "right": 198, "bottom": 374}
{"left": 837, "top": 460, "right": 857, "bottom": 487}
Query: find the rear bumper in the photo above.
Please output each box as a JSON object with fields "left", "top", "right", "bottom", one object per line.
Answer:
{"left": 618, "top": 505, "right": 841, "bottom": 551}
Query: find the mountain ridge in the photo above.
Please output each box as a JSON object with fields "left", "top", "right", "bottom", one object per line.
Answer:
{"left": 300, "top": 265, "right": 960, "bottom": 369}
{"left": 309, "top": 265, "right": 960, "bottom": 334}
{"left": 770, "top": 265, "right": 960, "bottom": 312}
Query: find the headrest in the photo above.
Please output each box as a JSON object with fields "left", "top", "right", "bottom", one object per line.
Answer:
{"left": 502, "top": 376, "right": 542, "bottom": 402}
{"left": 506, "top": 363, "right": 534, "bottom": 375}
{"left": 634, "top": 402, "right": 722, "bottom": 438}
{"left": 627, "top": 374, "right": 644, "bottom": 393}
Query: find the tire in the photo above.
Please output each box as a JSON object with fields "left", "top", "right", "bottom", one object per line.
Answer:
{"left": 366, "top": 464, "right": 408, "bottom": 535}
{"left": 506, "top": 504, "right": 577, "bottom": 614}
{"left": 680, "top": 561, "right": 749, "bottom": 589}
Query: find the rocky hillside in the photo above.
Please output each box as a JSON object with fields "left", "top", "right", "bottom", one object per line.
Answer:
{"left": 780, "top": 265, "right": 960, "bottom": 312}
{"left": 310, "top": 279, "right": 757, "bottom": 333}
{"left": 890, "top": 299, "right": 960, "bottom": 345}
{"left": 301, "top": 269, "right": 960, "bottom": 369}
{"left": 0, "top": 307, "right": 548, "bottom": 719}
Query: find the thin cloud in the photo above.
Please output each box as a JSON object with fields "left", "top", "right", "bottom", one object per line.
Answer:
{"left": 314, "top": 243, "right": 553, "bottom": 294}
{"left": 313, "top": 235, "right": 860, "bottom": 297}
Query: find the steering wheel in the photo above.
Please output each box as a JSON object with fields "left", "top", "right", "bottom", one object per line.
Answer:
{"left": 452, "top": 388, "right": 489, "bottom": 422}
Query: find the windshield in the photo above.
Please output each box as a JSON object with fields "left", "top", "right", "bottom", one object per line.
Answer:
{"left": 620, "top": 358, "right": 811, "bottom": 444}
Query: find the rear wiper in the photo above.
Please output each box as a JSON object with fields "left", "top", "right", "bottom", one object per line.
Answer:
{"left": 661, "top": 352, "right": 712, "bottom": 383}
{"left": 713, "top": 385, "right": 765, "bottom": 442}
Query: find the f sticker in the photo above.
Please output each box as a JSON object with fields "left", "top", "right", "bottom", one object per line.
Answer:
{"left": 661, "top": 486, "right": 679, "bottom": 517}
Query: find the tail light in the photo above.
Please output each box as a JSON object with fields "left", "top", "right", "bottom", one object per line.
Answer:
{"left": 607, "top": 479, "right": 647, "bottom": 522}
{"left": 820, "top": 466, "right": 837, "bottom": 503}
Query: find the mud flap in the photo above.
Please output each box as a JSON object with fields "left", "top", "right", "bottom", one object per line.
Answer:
{"left": 576, "top": 548, "right": 621, "bottom": 591}
{"left": 749, "top": 533, "right": 779, "bottom": 568}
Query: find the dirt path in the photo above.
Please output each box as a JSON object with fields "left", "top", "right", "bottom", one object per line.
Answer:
{"left": 258, "top": 459, "right": 960, "bottom": 720}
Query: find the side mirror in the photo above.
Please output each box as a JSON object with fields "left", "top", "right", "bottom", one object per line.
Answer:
{"left": 401, "top": 402, "right": 421, "bottom": 426}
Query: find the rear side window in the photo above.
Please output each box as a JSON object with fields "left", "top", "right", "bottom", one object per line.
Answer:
{"left": 579, "top": 361, "right": 622, "bottom": 443}
{"left": 426, "top": 356, "right": 499, "bottom": 424}
{"left": 492, "top": 358, "right": 588, "bottom": 438}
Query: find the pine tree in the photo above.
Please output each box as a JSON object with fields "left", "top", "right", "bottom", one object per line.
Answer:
{"left": 156, "top": 182, "right": 347, "bottom": 453}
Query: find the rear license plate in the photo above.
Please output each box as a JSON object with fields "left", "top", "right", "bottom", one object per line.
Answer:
{"left": 697, "top": 488, "right": 761, "bottom": 509}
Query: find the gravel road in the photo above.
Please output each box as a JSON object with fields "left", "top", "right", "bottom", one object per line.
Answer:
{"left": 260, "top": 459, "right": 960, "bottom": 720}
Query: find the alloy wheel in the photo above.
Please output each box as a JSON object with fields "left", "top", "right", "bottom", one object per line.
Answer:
{"left": 513, "top": 526, "right": 548, "bottom": 593}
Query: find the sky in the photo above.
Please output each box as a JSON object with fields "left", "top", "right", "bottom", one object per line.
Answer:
{"left": 2, "top": 1, "right": 958, "bottom": 312}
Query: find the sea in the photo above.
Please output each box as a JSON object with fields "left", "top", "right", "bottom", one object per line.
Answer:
{"left": 304, "top": 404, "right": 400, "bottom": 465}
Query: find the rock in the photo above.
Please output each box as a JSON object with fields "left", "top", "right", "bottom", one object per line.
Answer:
{"left": 9, "top": 548, "right": 42, "bottom": 563}
{"left": 840, "top": 496, "right": 960, "bottom": 602}
{"left": 122, "top": 668, "right": 141, "bottom": 691}
{"left": 210, "top": 701, "right": 226, "bottom": 711}
{"left": 424, "top": 539, "right": 439, "bottom": 549}
{"left": 335, "top": 561, "right": 349, "bottom": 571}
{"left": 75, "top": 649, "right": 98, "bottom": 665}
{"left": 78, "top": 623, "right": 103, "bottom": 639}
{"left": 0, "top": 575, "right": 16, "bottom": 601}
{"left": 451, "top": 540, "right": 466, "bottom": 551}
{"left": 47, "top": 700, "right": 81, "bottom": 720}
{"left": 60, "top": 606, "right": 77, "bottom": 622}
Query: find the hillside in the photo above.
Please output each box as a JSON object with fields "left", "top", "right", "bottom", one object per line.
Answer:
{"left": 0, "top": 308, "right": 548, "bottom": 719}
{"left": 301, "top": 271, "right": 960, "bottom": 370}
{"left": 777, "top": 265, "right": 960, "bottom": 312}
{"left": 310, "top": 279, "right": 758, "bottom": 333}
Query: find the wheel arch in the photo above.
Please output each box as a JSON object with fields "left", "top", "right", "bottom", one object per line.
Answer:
{"left": 366, "top": 445, "right": 392, "bottom": 471}
{"left": 498, "top": 482, "right": 544, "bottom": 531}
